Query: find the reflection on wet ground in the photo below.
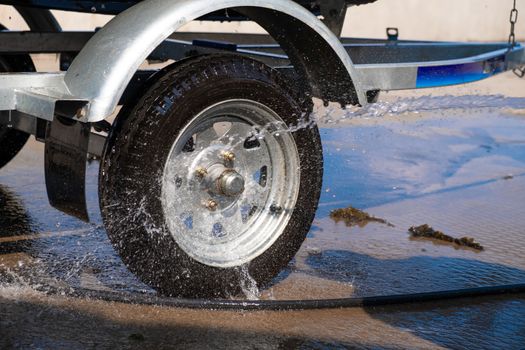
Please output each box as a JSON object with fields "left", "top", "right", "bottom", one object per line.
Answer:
{"left": 2, "top": 93, "right": 525, "bottom": 348}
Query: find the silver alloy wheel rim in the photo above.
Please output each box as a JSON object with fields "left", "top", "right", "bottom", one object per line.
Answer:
{"left": 161, "top": 99, "right": 301, "bottom": 268}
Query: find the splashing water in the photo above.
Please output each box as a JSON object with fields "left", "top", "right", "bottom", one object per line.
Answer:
{"left": 313, "top": 95, "right": 525, "bottom": 124}
{"left": 238, "top": 265, "right": 261, "bottom": 300}
{"left": 219, "top": 95, "right": 525, "bottom": 138}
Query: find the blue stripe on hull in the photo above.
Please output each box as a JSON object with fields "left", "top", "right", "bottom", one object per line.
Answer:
{"left": 416, "top": 55, "right": 506, "bottom": 88}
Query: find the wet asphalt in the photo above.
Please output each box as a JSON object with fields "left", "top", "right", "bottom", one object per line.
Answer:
{"left": 1, "top": 75, "right": 525, "bottom": 349}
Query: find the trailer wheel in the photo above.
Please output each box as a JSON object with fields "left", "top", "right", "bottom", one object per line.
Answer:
{"left": 0, "top": 127, "right": 29, "bottom": 170}
{"left": 99, "top": 55, "right": 323, "bottom": 297}
{"left": 0, "top": 53, "right": 35, "bottom": 170}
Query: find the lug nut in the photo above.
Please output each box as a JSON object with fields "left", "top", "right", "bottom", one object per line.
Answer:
{"left": 205, "top": 199, "right": 218, "bottom": 211}
{"left": 270, "top": 204, "right": 283, "bottom": 214}
{"left": 175, "top": 176, "right": 183, "bottom": 188}
{"left": 220, "top": 151, "right": 235, "bottom": 162}
{"left": 195, "top": 167, "right": 208, "bottom": 178}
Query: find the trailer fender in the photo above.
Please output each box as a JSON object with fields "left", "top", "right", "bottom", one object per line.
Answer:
{"left": 64, "top": 0, "right": 366, "bottom": 123}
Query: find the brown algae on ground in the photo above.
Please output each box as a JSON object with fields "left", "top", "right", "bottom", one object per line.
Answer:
{"left": 330, "top": 206, "right": 393, "bottom": 228}
{"left": 409, "top": 224, "right": 484, "bottom": 251}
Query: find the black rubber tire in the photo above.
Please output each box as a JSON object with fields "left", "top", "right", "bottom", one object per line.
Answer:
{"left": 99, "top": 54, "right": 323, "bottom": 298}
{"left": 0, "top": 49, "right": 35, "bottom": 170}
{"left": 0, "top": 127, "right": 30, "bottom": 170}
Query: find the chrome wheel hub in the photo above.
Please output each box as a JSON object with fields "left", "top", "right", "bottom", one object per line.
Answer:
{"left": 200, "top": 163, "right": 245, "bottom": 198}
{"left": 217, "top": 169, "right": 245, "bottom": 197}
{"left": 161, "top": 100, "right": 300, "bottom": 268}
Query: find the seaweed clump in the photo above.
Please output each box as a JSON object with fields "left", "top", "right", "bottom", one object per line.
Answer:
{"left": 330, "top": 206, "right": 393, "bottom": 228}
{"left": 409, "top": 224, "right": 484, "bottom": 251}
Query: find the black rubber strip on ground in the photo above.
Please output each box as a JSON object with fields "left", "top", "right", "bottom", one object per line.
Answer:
{"left": 41, "top": 283, "right": 525, "bottom": 311}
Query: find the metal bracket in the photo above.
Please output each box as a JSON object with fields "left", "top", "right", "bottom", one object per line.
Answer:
{"left": 45, "top": 116, "right": 90, "bottom": 222}
{"left": 513, "top": 66, "right": 525, "bottom": 78}
{"left": 387, "top": 27, "right": 399, "bottom": 41}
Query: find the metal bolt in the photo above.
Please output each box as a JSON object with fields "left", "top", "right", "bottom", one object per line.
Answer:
{"left": 270, "top": 204, "right": 283, "bottom": 214}
{"left": 220, "top": 151, "right": 236, "bottom": 162}
{"left": 205, "top": 199, "right": 218, "bottom": 211}
{"left": 195, "top": 167, "right": 207, "bottom": 178}
{"left": 76, "top": 106, "right": 88, "bottom": 119}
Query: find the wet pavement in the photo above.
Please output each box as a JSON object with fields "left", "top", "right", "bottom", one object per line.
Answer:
{"left": 1, "top": 72, "right": 525, "bottom": 349}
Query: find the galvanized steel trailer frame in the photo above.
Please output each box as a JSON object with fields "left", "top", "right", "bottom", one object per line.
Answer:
{"left": 0, "top": 0, "right": 524, "bottom": 220}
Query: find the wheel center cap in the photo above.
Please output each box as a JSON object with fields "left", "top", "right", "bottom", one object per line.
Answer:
{"left": 218, "top": 170, "right": 245, "bottom": 197}
{"left": 199, "top": 163, "right": 245, "bottom": 198}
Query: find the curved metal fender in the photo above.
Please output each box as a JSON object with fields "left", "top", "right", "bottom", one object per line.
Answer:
{"left": 65, "top": 0, "right": 366, "bottom": 122}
